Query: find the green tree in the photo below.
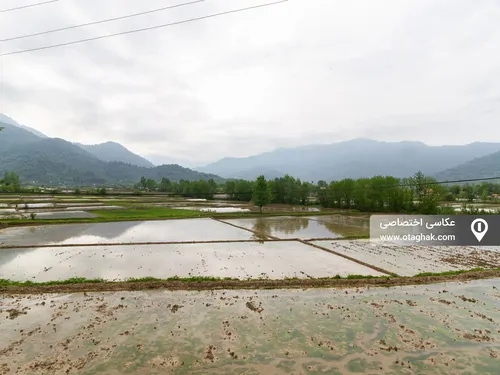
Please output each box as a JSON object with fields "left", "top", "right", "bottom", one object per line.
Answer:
{"left": 408, "top": 171, "right": 444, "bottom": 214}
{"left": 145, "top": 179, "right": 157, "bottom": 191}
{"left": 158, "top": 178, "right": 171, "bottom": 192}
{"left": 449, "top": 184, "right": 461, "bottom": 196}
{"left": 224, "top": 180, "right": 237, "bottom": 200}
{"left": 462, "top": 184, "right": 475, "bottom": 202}
{"left": 233, "top": 180, "right": 254, "bottom": 201}
{"left": 1, "top": 171, "right": 21, "bottom": 192}
{"left": 252, "top": 175, "right": 272, "bottom": 214}
{"left": 481, "top": 190, "right": 488, "bottom": 202}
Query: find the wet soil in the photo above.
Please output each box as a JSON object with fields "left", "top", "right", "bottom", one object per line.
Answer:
{"left": 1, "top": 278, "right": 499, "bottom": 374}
{"left": 1, "top": 270, "right": 499, "bottom": 295}
{"left": 313, "top": 240, "right": 500, "bottom": 276}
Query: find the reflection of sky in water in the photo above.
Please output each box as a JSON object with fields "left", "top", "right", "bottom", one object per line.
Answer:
{"left": 0, "top": 219, "right": 254, "bottom": 246}
{"left": 0, "top": 242, "right": 382, "bottom": 282}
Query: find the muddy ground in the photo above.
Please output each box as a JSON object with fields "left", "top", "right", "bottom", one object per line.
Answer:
{"left": 1, "top": 278, "right": 499, "bottom": 374}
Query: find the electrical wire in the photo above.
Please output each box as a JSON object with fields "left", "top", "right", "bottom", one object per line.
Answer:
{"left": 0, "top": 0, "right": 289, "bottom": 56}
{"left": 0, "top": 0, "right": 205, "bottom": 43}
{"left": 0, "top": 0, "right": 60, "bottom": 13}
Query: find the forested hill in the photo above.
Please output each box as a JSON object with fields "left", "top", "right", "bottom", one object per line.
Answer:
{"left": 0, "top": 122, "right": 222, "bottom": 185}
{"left": 434, "top": 150, "right": 500, "bottom": 181}
{"left": 75, "top": 141, "right": 154, "bottom": 168}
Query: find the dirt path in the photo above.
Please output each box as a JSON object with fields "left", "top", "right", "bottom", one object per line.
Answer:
{"left": 2, "top": 270, "right": 499, "bottom": 295}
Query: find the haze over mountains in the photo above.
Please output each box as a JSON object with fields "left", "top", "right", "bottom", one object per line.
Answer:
{"left": 435, "top": 150, "right": 500, "bottom": 181}
{"left": 0, "top": 113, "right": 48, "bottom": 139}
{"left": 0, "top": 115, "right": 221, "bottom": 185}
{"left": 75, "top": 142, "right": 154, "bottom": 168}
{"left": 1, "top": 113, "right": 500, "bottom": 185}
{"left": 197, "top": 139, "right": 500, "bottom": 182}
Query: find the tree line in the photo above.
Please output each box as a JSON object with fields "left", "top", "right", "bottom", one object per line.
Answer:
{"left": 2, "top": 166, "right": 500, "bottom": 216}
{"left": 135, "top": 177, "right": 219, "bottom": 199}
{"left": 135, "top": 172, "right": 500, "bottom": 215}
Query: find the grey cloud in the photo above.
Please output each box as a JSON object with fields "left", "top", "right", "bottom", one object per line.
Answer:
{"left": 1, "top": 0, "right": 500, "bottom": 165}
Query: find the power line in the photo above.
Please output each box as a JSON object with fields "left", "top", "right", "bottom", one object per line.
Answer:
{"left": 0, "top": 0, "right": 59, "bottom": 13}
{"left": 0, "top": 0, "right": 288, "bottom": 56}
{"left": 0, "top": 0, "right": 205, "bottom": 43}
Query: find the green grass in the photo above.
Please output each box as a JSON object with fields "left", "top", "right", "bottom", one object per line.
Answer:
{"left": 0, "top": 207, "right": 361, "bottom": 227}
{"left": 88, "top": 207, "right": 204, "bottom": 220}
{"left": 336, "top": 235, "right": 370, "bottom": 240}
{"left": 0, "top": 274, "right": 386, "bottom": 287}
{"left": 346, "top": 274, "right": 378, "bottom": 279}
{"left": 414, "top": 267, "right": 500, "bottom": 277}
{"left": 3, "top": 269, "right": 497, "bottom": 288}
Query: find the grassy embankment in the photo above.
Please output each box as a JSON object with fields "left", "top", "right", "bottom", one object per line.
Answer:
{"left": 1, "top": 268, "right": 499, "bottom": 293}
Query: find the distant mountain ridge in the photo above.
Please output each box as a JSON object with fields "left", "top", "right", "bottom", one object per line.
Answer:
{"left": 0, "top": 113, "right": 48, "bottom": 138}
{"left": 1, "top": 113, "right": 154, "bottom": 168}
{"left": 434, "top": 150, "right": 500, "bottom": 181}
{"left": 0, "top": 120, "right": 222, "bottom": 185}
{"left": 198, "top": 138, "right": 500, "bottom": 182}
{"left": 3, "top": 112, "right": 500, "bottom": 185}
{"left": 75, "top": 141, "right": 154, "bottom": 168}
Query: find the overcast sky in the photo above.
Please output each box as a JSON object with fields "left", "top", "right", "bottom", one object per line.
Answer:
{"left": 0, "top": 0, "right": 499, "bottom": 167}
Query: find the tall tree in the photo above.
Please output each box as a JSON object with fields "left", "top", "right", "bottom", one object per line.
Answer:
{"left": 1, "top": 171, "right": 21, "bottom": 192}
{"left": 252, "top": 175, "right": 272, "bottom": 214}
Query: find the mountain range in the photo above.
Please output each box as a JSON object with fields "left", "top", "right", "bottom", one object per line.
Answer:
{"left": 0, "top": 116, "right": 222, "bottom": 185}
{"left": 197, "top": 139, "right": 500, "bottom": 182}
{"left": 2, "top": 113, "right": 500, "bottom": 185}
{"left": 0, "top": 113, "right": 48, "bottom": 139}
{"left": 75, "top": 142, "right": 154, "bottom": 168}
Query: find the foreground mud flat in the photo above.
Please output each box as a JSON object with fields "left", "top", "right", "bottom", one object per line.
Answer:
{"left": 1, "top": 279, "right": 499, "bottom": 374}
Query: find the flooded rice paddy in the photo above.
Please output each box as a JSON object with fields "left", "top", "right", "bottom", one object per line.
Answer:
{"left": 312, "top": 240, "right": 500, "bottom": 276}
{"left": 0, "top": 219, "right": 255, "bottom": 247}
{"left": 1, "top": 195, "right": 500, "bottom": 374}
{"left": 0, "top": 215, "right": 386, "bottom": 282}
{"left": 1, "top": 279, "right": 499, "bottom": 374}
{"left": 0, "top": 241, "right": 382, "bottom": 282}
{"left": 221, "top": 216, "right": 368, "bottom": 239}
{"left": 1, "top": 214, "right": 499, "bottom": 281}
